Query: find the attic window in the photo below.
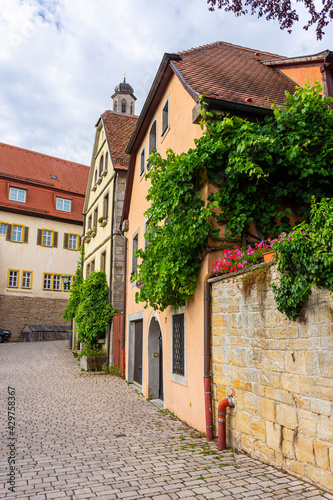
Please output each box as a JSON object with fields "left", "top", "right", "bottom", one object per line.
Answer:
{"left": 9, "top": 187, "right": 26, "bottom": 203}
{"left": 56, "top": 197, "right": 71, "bottom": 212}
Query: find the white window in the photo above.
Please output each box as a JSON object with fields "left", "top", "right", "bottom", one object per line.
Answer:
{"left": 0, "top": 222, "right": 6, "bottom": 235}
{"left": 44, "top": 274, "right": 52, "bottom": 290}
{"left": 69, "top": 234, "right": 77, "bottom": 250}
{"left": 8, "top": 270, "right": 19, "bottom": 288}
{"left": 22, "top": 272, "right": 32, "bottom": 289}
{"left": 9, "top": 187, "right": 26, "bottom": 203}
{"left": 43, "top": 230, "right": 52, "bottom": 247}
{"left": 161, "top": 97, "right": 169, "bottom": 137}
{"left": 56, "top": 198, "right": 71, "bottom": 212}
{"left": 53, "top": 275, "right": 61, "bottom": 291}
{"left": 12, "top": 225, "right": 23, "bottom": 243}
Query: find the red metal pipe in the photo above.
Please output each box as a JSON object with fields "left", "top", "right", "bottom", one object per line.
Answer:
{"left": 218, "top": 389, "right": 235, "bottom": 451}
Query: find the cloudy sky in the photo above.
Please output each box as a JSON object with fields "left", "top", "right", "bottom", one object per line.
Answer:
{"left": 1, "top": 0, "right": 332, "bottom": 166}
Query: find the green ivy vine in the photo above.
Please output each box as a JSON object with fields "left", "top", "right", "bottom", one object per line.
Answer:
{"left": 272, "top": 197, "right": 333, "bottom": 321}
{"left": 135, "top": 84, "right": 333, "bottom": 311}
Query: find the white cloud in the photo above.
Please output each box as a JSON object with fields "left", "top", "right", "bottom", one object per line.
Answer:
{"left": 0, "top": 0, "right": 332, "bottom": 165}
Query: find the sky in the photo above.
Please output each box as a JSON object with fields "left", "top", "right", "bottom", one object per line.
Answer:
{"left": 0, "top": 0, "right": 333, "bottom": 166}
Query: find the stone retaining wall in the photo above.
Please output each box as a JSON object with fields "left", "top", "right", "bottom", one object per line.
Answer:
{"left": 0, "top": 295, "right": 68, "bottom": 341}
{"left": 210, "top": 263, "right": 333, "bottom": 493}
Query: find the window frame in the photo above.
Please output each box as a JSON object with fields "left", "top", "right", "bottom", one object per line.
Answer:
{"left": 11, "top": 224, "right": 24, "bottom": 244}
{"left": 56, "top": 197, "right": 71, "bottom": 213}
{"left": 170, "top": 307, "right": 187, "bottom": 386}
{"left": 139, "top": 144, "right": 146, "bottom": 178}
{"left": 161, "top": 94, "right": 170, "bottom": 141}
{"left": 43, "top": 273, "right": 69, "bottom": 291}
{"left": 21, "top": 271, "right": 33, "bottom": 289}
{"left": 0, "top": 221, "right": 7, "bottom": 236}
{"left": 8, "top": 269, "right": 19, "bottom": 288}
{"left": 131, "top": 229, "right": 139, "bottom": 287}
{"left": 68, "top": 233, "right": 79, "bottom": 251}
{"left": 148, "top": 118, "right": 157, "bottom": 171}
{"left": 9, "top": 187, "right": 26, "bottom": 203}
{"left": 42, "top": 229, "right": 54, "bottom": 248}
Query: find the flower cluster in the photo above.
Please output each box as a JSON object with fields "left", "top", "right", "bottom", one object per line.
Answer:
{"left": 213, "top": 239, "right": 274, "bottom": 275}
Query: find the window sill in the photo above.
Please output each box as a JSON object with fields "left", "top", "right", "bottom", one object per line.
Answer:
{"left": 91, "top": 185, "right": 97, "bottom": 192}
{"left": 161, "top": 125, "right": 170, "bottom": 144}
{"left": 97, "top": 177, "right": 103, "bottom": 185}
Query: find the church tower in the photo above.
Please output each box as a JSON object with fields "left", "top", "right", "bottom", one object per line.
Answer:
{"left": 111, "top": 77, "right": 137, "bottom": 115}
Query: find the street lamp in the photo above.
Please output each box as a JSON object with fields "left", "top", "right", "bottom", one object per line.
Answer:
{"left": 62, "top": 274, "right": 70, "bottom": 291}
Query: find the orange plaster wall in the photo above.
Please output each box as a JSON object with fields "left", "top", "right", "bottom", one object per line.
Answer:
{"left": 125, "top": 73, "right": 214, "bottom": 432}
{"left": 279, "top": 66, "right": 323, "bottom": 89}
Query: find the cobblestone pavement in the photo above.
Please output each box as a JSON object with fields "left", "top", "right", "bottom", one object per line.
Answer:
{"left": 0, "top": 341, "right": 332, "bottom": 500}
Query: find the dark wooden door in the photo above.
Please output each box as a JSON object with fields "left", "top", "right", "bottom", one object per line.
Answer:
{"left": 133, "top": 320, "right": 143, "bottom": 385}
{"left": 159, "top": 333, "right": 163, "bottom": 400}
{"left": 112, "top": 313, "right": 123, "bottom": 369}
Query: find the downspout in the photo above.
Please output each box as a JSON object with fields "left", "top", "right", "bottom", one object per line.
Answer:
{"left": 120, "top": 227, "right": 127, "bottom": 379}
{"left": 204, "top": 276, "right": 214, "bottom": 441}
{"left": 107, "top": 171, "right": 117, "bottom": 366}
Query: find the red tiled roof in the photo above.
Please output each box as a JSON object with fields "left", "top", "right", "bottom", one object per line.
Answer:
{"left": 101, "top": 111, "right": 138, "bottom": 169}
{"left": 0, "top": 142, "right": 89, "bottom": 222}
{"left": 0, "top": 142, "right": 89, "bottom": 194}
{"left": 173, "top": 41, "right": 297, "bottom": 108}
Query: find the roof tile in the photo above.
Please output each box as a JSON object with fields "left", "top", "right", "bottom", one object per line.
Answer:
{"left": 101, "top": 111, "right": 138, "bottom": 169}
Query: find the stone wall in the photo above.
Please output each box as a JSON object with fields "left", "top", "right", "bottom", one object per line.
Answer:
{"left": 210, "top": 262, "right": 333, "bottom": 493}
{"left": 0, "top": 295, "right": 69, "bottom": 341}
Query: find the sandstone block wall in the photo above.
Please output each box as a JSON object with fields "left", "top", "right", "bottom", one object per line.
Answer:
{"left": 210, "top": 263, "right": 333, "bottom": 493}
{"left": 0, "top": 295, "right": 69, "bottom": 341}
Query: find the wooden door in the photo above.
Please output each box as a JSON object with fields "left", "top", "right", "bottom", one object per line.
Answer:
{"left": 133, "top": 320, "right": 143, "bottom": 386}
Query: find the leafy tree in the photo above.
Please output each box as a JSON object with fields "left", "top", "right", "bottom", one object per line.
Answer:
{"left": 62, "top": 247, "right": 84, "bottom": 322}
{"left": 75, "top": 271, "right": 116, "bottom": 351}
{"left": 135, "top": 84, "right": 333, "bottom": 311}
{"left": 207, "top": 0, "right": 333, "bottom": 39}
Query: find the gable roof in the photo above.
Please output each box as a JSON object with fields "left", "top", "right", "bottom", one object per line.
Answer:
{"left": 101, "top": 110, "right": 138, "bottom": 170}
{"left": 0, "top": 142, "right": 89, "bottom": 223}
{"left": 172, "top": 41, "right": 296, "bottom": 109}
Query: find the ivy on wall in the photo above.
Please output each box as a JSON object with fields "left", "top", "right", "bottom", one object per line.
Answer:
{"left": 135, "top": 84, "right": 333, "bottom": 311}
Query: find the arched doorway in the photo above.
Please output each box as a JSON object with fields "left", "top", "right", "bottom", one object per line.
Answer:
{"left": 147, "top": 316, "right": 163, "bottom": 401}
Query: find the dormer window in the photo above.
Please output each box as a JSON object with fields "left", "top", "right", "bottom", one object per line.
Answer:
{"left": 9, "top": 187, "right": 26, "bottom": 203}
{"left": 56, "top": 197, "right": 71, "bottom": 212}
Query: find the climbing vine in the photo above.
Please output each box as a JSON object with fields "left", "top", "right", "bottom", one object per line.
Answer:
{"left": 62, "top": 247, "right": 84, "bottom": 322}
{"left": 272, "top": 197, "right": 333, "bottom": 321}
{"left": 135, "top": 84, "right": 333, "bottom": 311}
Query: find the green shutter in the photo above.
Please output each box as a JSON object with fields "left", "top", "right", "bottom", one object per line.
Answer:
{"left": 37, "top": 229, "right": 42, "bottom": 246}
{"left": 6, "top": 224, "right": 12, "bottom": 241}
{"left": 23, "top": 227, "right": 29, "bottom": 243}
{"left": 63, "top": 233, "right": 68, "bottom": 249}
{"left": 53, "top": 232, "right": 58, "bottom": 248}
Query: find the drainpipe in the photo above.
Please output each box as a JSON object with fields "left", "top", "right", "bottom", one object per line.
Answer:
{"left": 107, "top": 171, "right": 117, "bottom": 366}
{"left": 120, "top": 227, "right": 127, "bottom": 379}
{"left": 218, "top": 389, "right": 235, "bottom": 451}
{"left": 204, "top": 277, "right": 214, "bottom": 441}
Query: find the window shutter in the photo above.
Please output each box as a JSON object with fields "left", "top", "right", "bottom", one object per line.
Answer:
{"left": 63, "top": 233, "right": 68, "bottom": 249}
{"left": 37, "top": 229, "right": 42, "bottom": 246}
{"left": 6, "top": 224, "right": 12, "bottom": 241}
{"left": 23, "top": 227, "right": 29, "bottom": 243}
{"left": 53, "top": 232, "right": 58, "bottom": 248}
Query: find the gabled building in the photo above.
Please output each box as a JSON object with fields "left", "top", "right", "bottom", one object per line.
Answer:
{"left": 0, "top": 142, "right": 89, "bottom": 340}
{"left": 121, "top": 41, "right": 331, "bottom": 434}
{"left": 81, "top": 80, "right": 138, "bottom": 360}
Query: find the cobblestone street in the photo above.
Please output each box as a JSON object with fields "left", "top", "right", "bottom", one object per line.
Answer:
{"left": 0, "top": 341, "right": 332, "bottom": 500}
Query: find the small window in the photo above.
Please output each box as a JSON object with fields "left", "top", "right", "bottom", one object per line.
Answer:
{"left": 121, "top": 99, "right": 126, "bottom": 113}
{"left": 9, "top": 187, "right": 26, "bottom": 203}
{"left": 101, "top": 251, "right": 106, "bottom": 272}
{"left": 93, "top": 207, "right": 98, "bottom": 229}
{"left": 86, "top": 263, "right": 91, "bottom": 277}
{"left": 42, "top": 230, "right": 53, "bottom": 247}
{"left": 88, "top": 215, "right": 92, "bottom": 229}
{"left": 53, "top": 275, "right": 61, "bottom": 291}
{"left": 114, "top": 101, "right": 117, "bottom": 112}
{"left": 0, "top": 222, "right": 7, "bottom": 235}
{"left": 91, "top": 260, "right": 95, "bottom": 272}
{"left": 43, "top": 274, "right": 52, "bottom": 290}
{"left": 103, "top": 193, "right": 109, "bottom": 218}
{"left": 140, "top": 147, "right": 145, "bottom": 177}
{"left": 94, "top": 169, "right": 98, "bottom": 184}
{"left": 172, "top": 313, "right": 185, "bottom": 376}
{"left": 12, "top": 225, "right": 23, "bottom": 243}
{"left": 105, "top": 152, "right": 108, "bottom": 173}
{"left": 68, "top": 234, "right": 78, "bottom": 250}
{"left": 132, "top": 231, "right": 139, "bottom": 278}
{"left": 130, "top": 103, "right": 133, "bottom": 115}
{"left": 148, "top": 120, "right": 157, "bottom": 170}
{"left": 8, "top": 270, "right": 19, "bottom": 288}
{"left": 56, "top": 198, "right": 71, "bottom": 212}
{"left": 22, "top": 271, "right": 32, "bottom": 289}
{"left": 161, "top": 98, "right": 169, "bottom": 137}
{"left": 99, "top": 155, "right": 104, "bottom": 176}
